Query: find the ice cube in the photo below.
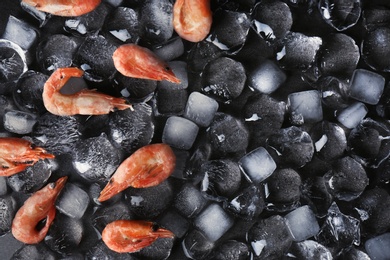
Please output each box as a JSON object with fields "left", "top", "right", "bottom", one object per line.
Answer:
{"left": 92, "top": 202, "right": 133, "bottom": 232}
{"left": 291, "top": 240, "right": 333, "bottom": 260}
{"left": 174, "top": 183, "right": 207, "bottom": 218}
{"left": 104, "top": 7, "right": 140, "bottom": 43}
{"left": 337, "top": 102, "right": 368, "bottom": 129}
{"left": 288, "top": 90, "right": 323, "bottom": 124}
{"left": 2, "top": 15, "right": 38, "bottom": 51}
{"left": 11, "top": 244, "right": 56, "bottom": 260}
{"left": 56, "top": 183, "right": 90, "bottom": 219}
{"left": 21, "top": 1, "right": 51, "bottom": 27}
{"left": 349, "top": 69, "right": 385, "bottom": 105}
{"left": 318, "top": 0, "right": 361, "bottom": 31}
{"left": 0, "top": 196, "right": 17, "bottom": 236}
{"left": 3, "top": 109, "right": 37, "bottom": 134}
{"left": 365, "top": 233, "right": 390, "bottom": 260}
{"left": 227, "top": 185, "right": 265, "bottom": 220}
{"left": 156, "top": 210, "right": 189, "bottom": 238}
{"left": 239, "top": 147, "right": 276, "bottom": 183}
{"left": 285, "top": 205, "right": 320, "bottom": 241}
{"left": 153, "top": 37, "right": 184, "bottom": 61}
{"left": 213, "top": 240, "right": 250, "bottom": 260}
{"left": 158, "top": 61, "right": 188, "bottom": 90}
{"left": 0, "top": 177, "right": 7, "bottom": 196}
{"left": 362, "top": 27, "right": 390, "bottom": 72}
{"left": 248, "top": 59, "right": 287, "bottom": 94}
{"left": 162, "top": 116, "right": 199, "bottom": 150}
{"left": 182, "top": 229, "right": 214, "bottom": 260}
{"left": 194, "top": 203, "right": 234, "bottom": 242}
{"left": 0, "top": 232, "right": 23, "bottom": 260}
{"left": 184, "top": 92, "right": 219, "bottom": 127}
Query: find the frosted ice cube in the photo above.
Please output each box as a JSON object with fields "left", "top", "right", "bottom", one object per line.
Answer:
{"left": 365, "top": 233, "right": 390, "bottom": 260}
{"left": 239, "top": 147, "right": 276, "bottom": 183}
{"left": 56, "top": 183, "right": 90, "bottom": 219}
{"left": 337, "top": 102, "right": 368, "bottom": 129}
{"left": 194, "top": 203, "right": 234, "bottom": 242}
{"left": 3, "top": 110, "right": 37, "bottom": 135}
{"left": 184, "top": 92, "right": 219, "bottom": 127}
{"left": 248, "top": 60, "right": 287, "bottom": 94}
{"left": 285, "top": 205, "right": 320, "bottom": 241}
{"left": 288, "top": 90, "right": 323, "bottom": 124}
{"left": 349, "top": 69, "right": 385, "bottom": 105}
{"left": 2, "top": 16, "right": 38, "bottom": 51}
{"left": 162, "top": 116, "right": 199, "bottom": 150}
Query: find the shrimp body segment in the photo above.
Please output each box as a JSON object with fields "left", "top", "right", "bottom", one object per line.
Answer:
{"left": 22, "top": 0, "right": 101, "bottom": 17}
{"left": 42, "top": 67, "right": 132, "bottom": 116}
{"left": 102, "top": 220, "right": 174, "bottom": 253}
{"left": 112, "top": 44, "right": 181, "bottom": 83}
{"left": 11, "top": 177, "right": 68, "bottom": 244}
{"left": 0, "top": 138, "right": 55, "bottom": 177}
{"left": 98, "top": 143, "right": 176, "bottom": 202}
{"left": 173, "top": 0, "right": 212, "bottom": 42}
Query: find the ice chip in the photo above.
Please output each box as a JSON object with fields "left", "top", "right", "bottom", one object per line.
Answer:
{"left": 194, "top": 203, "right": 234, "bottom": 242}
{"left": 239, "top": 147, "right": 276, "bottom": 183}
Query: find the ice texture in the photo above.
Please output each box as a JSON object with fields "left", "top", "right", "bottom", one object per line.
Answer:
{"left": 285, "top": 205, "right": 320, "bottom": 241}
{"left": 318, "top": 0, "right": 361, "bottom": 31}
{"left": 337, "top": 102, "right": 368, "bottom": 129}
{"left": 157, "top": 210, "right": 189, "bottom": 238}
{"left": 162, "top": 116, "right": 199, "bottom": 150}
{"left": 0, "top": 39, "right": 27, "bottom": 89}
{"left": 0, "top": 195, "right": 16, "bottom": 236}
{"left": 362, "top": 27, "right": 390, "bottom": 72}
{"left": 182, "top": 229, "right": 214, "bottom": 260}
{"left": 239, "top": 147, "right": 276, "bottom": 183}
{"left": 349, "top": 69, "right": 385, "bottom": 105}
{"left": 3, "top": 109, "right": 36, "bottom": 134}
{"left": 227, "top": 185, "right": 265, "bottom": 220}
{"left": 248, "top": 60, "right": 287, "bottom": 94}
{"left": 105, "top": 7, "right": 140, "bottom": 43}
{"left": 291, "top": 240, "right": 333, "bottom": 260}
{"left": 365, "top": 233, "right": 390, "bottom": 260}
{"left": 72, "top": 134, "right": 121, "bottom": 183}
{"left": 174, "top": 183, "right": 207, "bottom": 218}
{"left": 184, "top": 92, "right": 219, "bottom": 127}
{"left": 194, "top": 203, "right": 234, "bottom": 242}
{"left": 56, "top": 183, "right": 90, "bottom": 219}
{"left": 288, "top": 90, "right": 323, "bottom": 124}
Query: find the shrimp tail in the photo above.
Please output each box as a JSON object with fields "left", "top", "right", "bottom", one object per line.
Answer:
{"left": 108, "top": 97, "right": 134, "bottom": 112}
{"left": 98, "top": 179, "right": 129, "bottom": 202}
{"left": 0, "top": 163, "right": 29, "bottom": 177}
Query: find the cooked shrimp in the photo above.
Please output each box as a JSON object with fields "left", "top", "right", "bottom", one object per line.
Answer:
{"left": 102, "top": 220, "right": 174, "bottom": 253}
{"left": 112, "top": 44, "right": 181, "bottom": 83}
{"left": 173, "top": 0, "right": 212, "bottom": 42}
{"left": 12, "top": 177, "right": 68, "bottom": 244}
{"left": 42, "top": 67, "right": 132, "bottom": 116}
{"left": 0, "top": 137, "right": 55, "bottom": 177}
{"left": 98, "top": 143, "right": 176, "bottom": 202}
{"left": 22, "top": 0, "right": 101, "bottom": 17}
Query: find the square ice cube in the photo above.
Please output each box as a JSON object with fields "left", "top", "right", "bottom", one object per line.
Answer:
{"left": 56, "top": 183, "right": 90, "bottom": 219}
{"left": 194, "top": 203, "right": 234, "bottom": 242}
{"left": 162, "top": 116, "right": 199, "bottom": 150}
{"left": 3, "top": 110, "right": 37, "bottom": 135}
{"left": 184, "top": 92, "right": 219, "bottom": 127}
{"left": 248, "top": 60, "right": 287, "bottom": 94}
{"left": 349, "top": 69, "right": 385, "bottom": 105}
{"left": 337, "top": 102, "right": 368, "bottom": 129}
{"left": 285, "top": 205, "right": 320, "bottom": 241}
{"left": 288, "top": 90, "right": 323, "bottom": 124}
{"left": 239, "top": 147, "right": 276, "bottom": 183}
{"left": 2, "top": 16, "right": 38, "bottom": 51}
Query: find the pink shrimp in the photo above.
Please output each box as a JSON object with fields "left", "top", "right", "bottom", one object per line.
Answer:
{"left": 0, "top": 137, "right": 55, "bottom": 177}
{"left": 21, "top": 0, "right": 101, "bottom": 17}
{"left": 173, "top": 0, "right": 212, "bottom": 42}
{"left": 102, "top": 220, "right": 174, "bottom": 253}
{"left": 98, "top": 143, "right": 176, "bottom": 202}
{"left": 112, "top": 44, "right": 181, "bottom": 83}
{"left": 11, "top": 177, "right": 68, "bottom": 244}
{"left": 42, "top": 67, "right": 132, "bottom": 116}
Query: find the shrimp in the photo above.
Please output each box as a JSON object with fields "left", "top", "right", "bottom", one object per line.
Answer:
{"left": 102, "top": 220, "right": 174, "bottom": 253}
{"left": 21, "top": 0, "right": 101, "bottom": 17}
{"left": 0, "top": 137, "right": 55, "bottom": 177}
{"left": 42, "top": 67, "right": 132, "bottom": 116}
{"left": 112, "top": 44, "right": 181, "bottom": 83}
{"left": 173, "top": 0, "right": 212, "bottom": 42}
{"left": 98, "top": 143, "right": 176, "bottom": 202}
{"left": 11, "top": 176, "right": 68, "bottom": 244}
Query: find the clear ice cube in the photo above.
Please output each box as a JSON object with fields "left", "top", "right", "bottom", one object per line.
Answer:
{"left": 184, "top": 92, "right": 219, "bottom": 127}
{"left": 2, "top": 15, "right": 38, "bottom": 51}
{"left": 285, "top": 205, "right": 320, "bottom": 241}
{"left": 162, "top": 116, "right": 199, "bottom": 150}
{"left": 239, "top": 146, "right": 276, "bottom": 183}
{"left": 248, "top": 59, "right": 287, "bottom": 94}
{"left": 56, "top": 183, "right": 90, "bottom": 219}
{"left": 194, "top": 203, "right": 234, "bottom": 242}
{"left": 288, "top": 90, "right": 323, "bottom": 124}
{"left": 337, "top": 102, "right": 368, "bottom": 129}
{"left": 349, "top": 69, "right": 385, "bottom": 105}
